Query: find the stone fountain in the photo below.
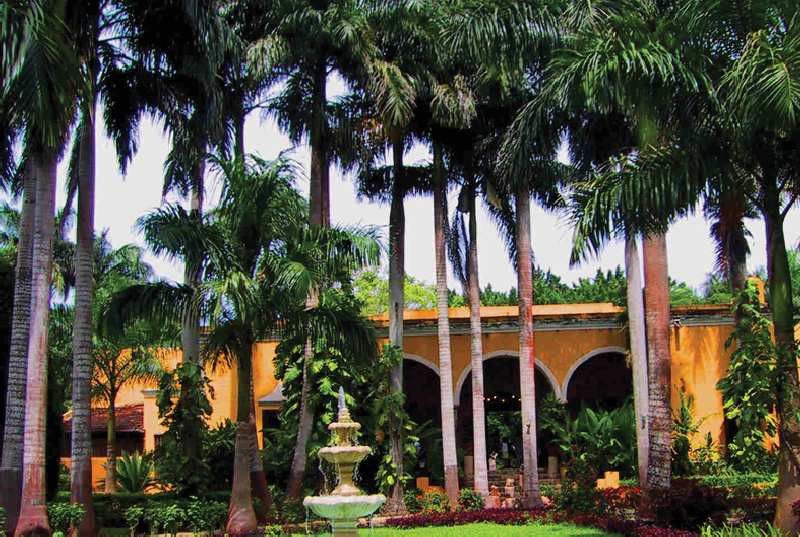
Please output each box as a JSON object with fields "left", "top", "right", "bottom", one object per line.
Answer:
{"left": 303, "top": 388, "right": 386, "bottom": 536}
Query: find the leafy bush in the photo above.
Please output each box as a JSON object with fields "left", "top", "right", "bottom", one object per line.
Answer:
{"left": 652, "top": 479, "right": 729, "bottom": 530}
{"left": 122, "top": 498, "right": 227, "bottom": 534}
{"left": 263, "top": 525, "right": 288, "bottom": 537}
{"left": 696, "top": 473, "right": 777, "bottom": 498}
{"left": 385, "top": 508, "right": 544, "bottom": 528}
{"left": 153, "top": 362, "right": 213, "bottom": 496}
{"left": 0, "top": 506, "right": 7, "bottom": 537}
{"left": 144, "top": 503, "right": 185, "bottom": 535}
{"left": 203, "top": 420, "right": 236, "bottom": 491}
{"left": 420, "top": 491, "right": 450, "bottom": 514}
{"left": 403, "top": 489, "right": 422, "bottom": 513}
{"left": 700, "top": 523, "right": 783, "bottom": 536}
{"left": 540, "top": 393, "right": 637, "bottom": 479}
{"left": 183, "top": 498, "right": 228, "bottom": 532}
{"left": 124, "top": 506, "right": 145, "bottom": 534}
{"left": 717, "top": 286, "right": 779, "bottom": 474}
{"left": 115, "top": 452, "right": 154, "bottom": 493}
{"left": 457, "top": 488, "right": 484, "bottom": 511}
{"left": 47, "top": 503, "right": 86, "bottom": 534}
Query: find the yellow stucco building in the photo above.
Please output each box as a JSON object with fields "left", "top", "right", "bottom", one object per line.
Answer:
{"left": 64, "top": 301, "right": 748, "bottom": 489}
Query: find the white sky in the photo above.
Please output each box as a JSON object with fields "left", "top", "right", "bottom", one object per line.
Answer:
{"left": 39, "top": 77, "right": 799, "bottom": 295}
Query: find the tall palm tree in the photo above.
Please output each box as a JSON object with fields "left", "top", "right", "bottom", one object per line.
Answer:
{"left": 718, "top": 4, "right": 800, "bottom": 527}
{"left": 256, "top": 0, "right": 383, "bottom": 497}
{"left": 107, "top": 155, "right": 380, "bottom": 528}
{"left": 431, "top": 140, "right": 460, "bottom": 507}
{"left": 0, "top": 2, "right": 78, "bottom": 534}
{"left": 495, "top": 0, "right": 714, "bottom": 495}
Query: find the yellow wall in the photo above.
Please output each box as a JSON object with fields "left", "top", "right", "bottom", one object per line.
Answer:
{"left": 76, "top": 306, "right": 745, "bottom": 486}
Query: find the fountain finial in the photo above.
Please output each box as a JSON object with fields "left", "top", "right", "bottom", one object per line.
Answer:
{"left": 337, "top": 386, "right": 352, "bottom": 422}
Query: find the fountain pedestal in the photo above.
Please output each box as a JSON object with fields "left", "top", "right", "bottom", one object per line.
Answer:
{"left": 303, "top": 389, "right": 386, "bottom": 536}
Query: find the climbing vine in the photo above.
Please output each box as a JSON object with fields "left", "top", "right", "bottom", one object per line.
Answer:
{"left": 717, "top": 283, "right": 778, "bottom": 472}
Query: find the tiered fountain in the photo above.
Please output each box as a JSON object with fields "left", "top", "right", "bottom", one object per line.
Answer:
{"left": 303, "top": 388, "right": 386, "bottom": 536}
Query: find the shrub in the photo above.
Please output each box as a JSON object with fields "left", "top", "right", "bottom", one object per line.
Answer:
{"left": 600, "top": 485, "right": 642, "bottom": 514}
{"left": 47, "top": 503, "right": 86, "bottom": 534}
{"left": 696, "top": 473, "right": 777, "bottom": 498}
{"left": 183, "top": 498, "right": 228, "bottom": 532}
{"left": 652, "top": 479, "right": 729, "bottom": 530}
{"left": 457, "top": 488, "right": 484, "bottom": 511}
{"left": 144, "top": 503, "right": 185, "bottom": 535}
{"left": 0, "top": 506, "right": 7, "bottom": 537}
{"left": 263, "top": 525, "right": 288, "bottom": 537}
{"left": 115, "top": 452, "right": 154, "bottom": 493}
{"left": 124, "top": 506, "right": 145, "bottom": 534}
{"left": 701, "top": 523, "right": 783, "bottom": 536}
{"left": 403, "top": 489, "right": 422, "bottom": 513}
{"left": 385, "top": 508, "right": 545, "bottom": 528}
{"left": 420, "top": 491, "right": 449, "bottom": 514}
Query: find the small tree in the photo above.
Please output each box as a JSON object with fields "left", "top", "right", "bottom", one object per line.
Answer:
{"left": 91, "top": 329, "right": 165, "bottom": 493}
{"left": 717, "top": 283, "right": 779, "bottom": 473}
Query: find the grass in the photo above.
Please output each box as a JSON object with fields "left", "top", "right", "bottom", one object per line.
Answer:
{"left": 299, "top": 522, "right": 621, "bottom": 536}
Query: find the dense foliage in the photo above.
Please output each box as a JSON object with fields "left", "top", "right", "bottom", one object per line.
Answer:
{"left": 717, "top": 285, "right": 779, "bottom": 473}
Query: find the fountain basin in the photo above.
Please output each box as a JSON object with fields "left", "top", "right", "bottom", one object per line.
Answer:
{"left": 304, "top": 495, "right": 386, "bottom": 537}
{"left": 318, "top": 445, "right": 371, "bottom": 465}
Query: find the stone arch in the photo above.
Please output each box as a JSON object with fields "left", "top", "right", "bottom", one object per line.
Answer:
{"left": 404, "top": 352, "right": 439, "bottom": 375}
{"left": 560, "top": 346, "right": 628, "bottom": 399}
{"left": 454, "top": 350, "right": 563, "bottom": 402}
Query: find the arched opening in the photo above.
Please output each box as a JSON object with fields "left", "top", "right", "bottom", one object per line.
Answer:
{"left": 457, "top": 355, "right": 557, "bottom": 475}
{"left": 565, "top": 351, "right": 632, "bottom": 413}
{"left": 403, "top": 358, "right": 443, "bottom": 484}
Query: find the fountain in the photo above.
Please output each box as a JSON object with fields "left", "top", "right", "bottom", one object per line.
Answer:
{"left": 303, "top": 388, "right": 386, "bottom": 536}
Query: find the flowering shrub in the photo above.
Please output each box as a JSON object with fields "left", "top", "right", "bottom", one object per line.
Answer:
{"left": 601, "top": 486, "right": 643, "bottom": 513}
{"left": 385, "top": 508, "right": 546, "bottom": 528}
{"left": 457, "top": 488, "right": 485, "bottom": 511}
{"left": 420, "top": 491, "right": 450, "bottom": 514}
{"left": 637, "top": 523, "right": 696, "bottom": 535}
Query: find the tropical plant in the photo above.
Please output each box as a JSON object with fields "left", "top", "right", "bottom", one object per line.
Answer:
{"left": 717, "top": 284, "right": 779, "bottom": 473}
{"left": 112, "top": 452, "right": 154, "bottom": 494}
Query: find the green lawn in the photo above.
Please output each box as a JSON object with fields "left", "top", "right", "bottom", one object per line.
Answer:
{"left": 302, "top": 523, "right": 621, "bottom": 536}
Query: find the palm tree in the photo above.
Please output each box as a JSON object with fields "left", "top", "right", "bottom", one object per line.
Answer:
{"left": 718, "top": 5, "right": 800, "bottom": 527}
{"left": 431, "top": 140, "right": 460, "bottom": 508}
{"left": 107, "top": 155, "right": 380, "bottom": 528}
{"left": 92, "top": 332, "right": 165, "bottom": 494}
{"left": 86, "top": 235, "right": 159, "bottom": 494}
{"left": 0, "top": 2, "right": 78, "bottom": 534}
{"left": 256, "top": 0, "right": 383, "bottom": 496}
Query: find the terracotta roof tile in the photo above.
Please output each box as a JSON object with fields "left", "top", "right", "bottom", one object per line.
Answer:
{"left": 63, "top": 404, "right": 144, "bottom": 434}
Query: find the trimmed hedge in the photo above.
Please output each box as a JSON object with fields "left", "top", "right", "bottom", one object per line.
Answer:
{"left": 50, "top": 492, "right": 232, "bottom": 529}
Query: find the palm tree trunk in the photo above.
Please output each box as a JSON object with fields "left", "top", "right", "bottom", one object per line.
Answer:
{"left": 286, "top": 333, "right": 315, "bottom": 499}
{"left": 386, "top": 138, "right": 406, "bottom": 512}
{"left": 179, "top": 158, "right": 205, "bottom": 477}
{"left": 104, "top": 400, "right": 117, "bottom": 494}
{"left": 642, "top": 234, "right": 671, "bottom": 491}
{"left": 286, "top": 59, "right": 329, "bottom": 498}
{"left": 466, "top": 162, "right": 488, "bottom": 498}
{"left": 309, "top": 59, "right": 329, "bottom": 228}
{"left": 625, "top": 236, "right": 650, "bottom": 487}
{"left": 70, "top": 102, "right": 97, "bottom": 536}
{"left": 227, "top": 354, "right": 257, "bottom": 535}
{"left": 234, "top": 105, "right": 246, "bottom": 162}
{"left": 247, "top": 350, "right": 270, "bottom": 520}
{"left": 762, "top": 179, "right": 800, "bottom": 534}
{"left": 15, "top": 149, "right": 57, "bottom": 537}
{"left": 514, "top": 184, "right": 541, "bottom": 509}
{"left": 433, "top": 142, "right": 459, "bottom": 508}
{"left": 0, "top": 160, "right": 36, "bottom": 535}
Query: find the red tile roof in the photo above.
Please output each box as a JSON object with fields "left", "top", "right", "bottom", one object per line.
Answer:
{"left": 63, "top": 404, "right": 144, "bottom": 434}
